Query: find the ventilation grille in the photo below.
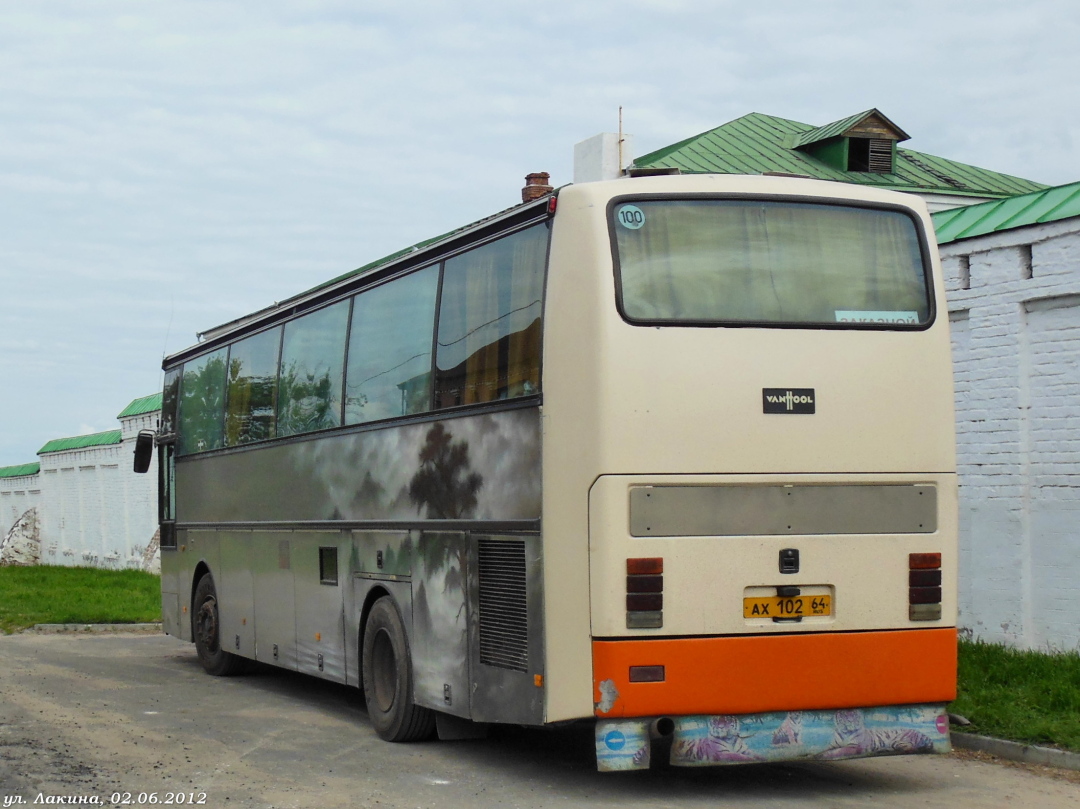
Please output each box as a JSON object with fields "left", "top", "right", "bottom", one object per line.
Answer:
{"left": 868, "top": 139, "right": 893, "bottom": 173}
{"left": 477, "top": 538, "right": 528, "bottom": 671}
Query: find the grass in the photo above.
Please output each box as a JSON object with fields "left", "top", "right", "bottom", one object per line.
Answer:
{"left": 952, "top": 638, "right": 1080, "bottom": 752}
{"left": 0, "top": 565, "right": 161, "bottom": 634}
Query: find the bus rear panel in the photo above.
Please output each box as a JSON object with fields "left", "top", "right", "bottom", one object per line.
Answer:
{"left": 539, "top": 176, "right": 956, "bottom": 770}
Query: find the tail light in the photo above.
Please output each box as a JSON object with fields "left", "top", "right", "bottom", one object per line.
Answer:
{"left": 626, "top": 557, "right": 663, "bottom": 629}
{"left": 909, "top": 552, "right": 942, "bottom": 621}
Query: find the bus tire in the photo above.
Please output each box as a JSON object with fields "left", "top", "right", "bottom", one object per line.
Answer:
{"left": 362, "top": 596, "right": 435, "bottom": 742}
{"left": 192, "top": 574, "right": 246, "bottom": 677}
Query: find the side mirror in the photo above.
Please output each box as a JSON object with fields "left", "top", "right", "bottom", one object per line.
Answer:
{"left": 133, "top": 430, "right": 155, "bottom": 474}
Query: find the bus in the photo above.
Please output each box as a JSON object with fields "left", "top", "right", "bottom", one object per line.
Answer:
{"left": 136, "top": 173, "right": 957, "bottom": 771}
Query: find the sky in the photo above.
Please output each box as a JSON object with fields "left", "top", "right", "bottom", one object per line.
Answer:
{"left": 1, "top": 0, "right": 1079, "bottom": 466}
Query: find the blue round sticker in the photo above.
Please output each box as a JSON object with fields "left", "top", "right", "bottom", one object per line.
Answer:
{"left": 616, "top": 205, "right": 645, "bottom": 230}
{"left": 604, "top": 730, "right": 626, "bottom": 751}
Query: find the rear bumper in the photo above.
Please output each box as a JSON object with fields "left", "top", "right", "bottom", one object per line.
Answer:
{"left": 596, "top": 703, "right": 952, "bottom": 771}
{"left": 592, "top": 627, "right": 957, "bottom": 718}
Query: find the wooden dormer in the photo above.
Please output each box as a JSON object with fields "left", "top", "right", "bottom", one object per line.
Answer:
{"left": 792, "top": 109, "right": 910, "bottom": 174}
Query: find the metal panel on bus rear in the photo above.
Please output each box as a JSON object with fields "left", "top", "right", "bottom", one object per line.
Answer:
{"left": 412, "top": 531, "right": 471, "bottom": 718}
{"left": 217, "top": 533, "right": 255, "bottom": 659}
{"left": 467, "top": 533, "right": 545, "bottom": 725}
{"left": 292, "top": 532, "right": 347, "bottom": 683}
{"left": 161, "top": 592, "right": 181, "bottom": 638}
{"left": 253, "top": 533, "right": 297, "bottom": 670}
{"left": 159, "top": 541, "right": 182, "bottom": 638}
{"left": 588, "top": 473, "right": 958, "bottom": 640}
{"left": 629, "top": 484, "right": 937, "bottom": 537}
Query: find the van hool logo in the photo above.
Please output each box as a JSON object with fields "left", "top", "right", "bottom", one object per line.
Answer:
{"left": 763, "top": 388, "right": 816, "bottom": 414}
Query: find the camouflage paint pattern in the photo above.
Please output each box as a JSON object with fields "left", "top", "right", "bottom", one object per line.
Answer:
{"left": 175, "top": 409, "right": 541, "bottom": 524}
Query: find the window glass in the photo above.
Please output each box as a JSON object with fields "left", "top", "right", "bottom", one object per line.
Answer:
{"left": 613, "top": 199, "right": 930, "bottom": 326}
{"left": 225, "top": 327, "right": 281, "bottom": 445}
{"left": 178, "top": 348, "right": 227, "bottom": 455}
{"left": 277, "top": 300, "right": 350, "bottom": 437}
{"left": 160, "top": 443, "right": 176, "bottom": 530}
{"left": 346, "top": 266, "right": 438, "bottom": 424}
{"left": 161, "top": 368, "right": 180, "bottom": 436}
{"left": 159, "top": 444, "right": 177, "bottom": 547}
{"left": 435, "top": 224, "right": 547, "bottom": 407}
{"left": 319, "top": 547, "right": 338, "bottom": 585}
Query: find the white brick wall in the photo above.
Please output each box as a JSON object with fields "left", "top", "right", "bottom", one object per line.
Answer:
{"left": 0, "top": 476, "right": 41, "bottom": 539}
{"left": 3, "top": 408, "right": 160, "bottom": 572}
{"left": 940, "top": 219, "right": 1080, "bottom": 652}
{"left": 119, "top": 411, "right": 160, "bottom": 570}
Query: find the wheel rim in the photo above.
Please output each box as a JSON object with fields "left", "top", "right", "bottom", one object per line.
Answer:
{"left": 196, "top": 595, "right": 220, "bottom": 655}
{"left": 371, "top": 628, "right": 398, "bottom": 713}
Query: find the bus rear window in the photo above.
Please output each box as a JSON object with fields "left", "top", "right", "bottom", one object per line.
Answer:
{"left": 612, "top": 199, "right": 931, "bottom": 327}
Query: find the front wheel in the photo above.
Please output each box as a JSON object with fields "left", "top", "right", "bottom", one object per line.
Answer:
{"left": 362, "top": 597, "right": 435, "bottom": 742}
{"left": 192, "top": 574, "right": 246, "bottom": 676}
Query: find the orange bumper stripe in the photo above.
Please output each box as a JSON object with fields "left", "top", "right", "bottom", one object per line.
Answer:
{"left": 593, "top": 628, "right": 957, "bottom": 718}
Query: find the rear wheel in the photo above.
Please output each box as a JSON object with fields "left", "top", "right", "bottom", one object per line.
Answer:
{"left": 362, "top": 597, "right": 435, "bottom": 742}
{"left": 192, "top": 574, "right": 246, "bottom": 676}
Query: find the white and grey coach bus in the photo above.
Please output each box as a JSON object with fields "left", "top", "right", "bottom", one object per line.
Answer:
{"left": 136, "top": 173, "right": 958, "bottom": 770}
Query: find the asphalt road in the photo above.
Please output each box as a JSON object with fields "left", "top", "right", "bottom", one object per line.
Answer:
{"left": 0, "top": 631, "right": 1077, "bottom": 809}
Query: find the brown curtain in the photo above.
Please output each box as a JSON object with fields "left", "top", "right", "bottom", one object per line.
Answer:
{"left": 437, "top": 223, "right": 547, "bottom": 406}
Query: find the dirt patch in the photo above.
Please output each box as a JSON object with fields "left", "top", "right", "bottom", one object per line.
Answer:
{"left": 0, "top": 702, "right": 116, "bottom": 797}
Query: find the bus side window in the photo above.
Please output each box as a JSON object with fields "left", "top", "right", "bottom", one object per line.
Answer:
{"left": 225, "top": 326, "right": 281, "bottom": 446}
{"left": 178, "top": 348, "right": 227, "bottom": 455}
{"left": 345, "top": 266, "right": 439, "bottom": 424}
{"left": 159, "top": 443, "right": 177, "bottom": 548}
{"left": 277, "top": 300, "right": 350, "bottom": 438}
{"left": 434, "top": 223, "right": 547, "bottom": 408}
{"left": 161, "top": 368, "right": 180, "bottom": 437}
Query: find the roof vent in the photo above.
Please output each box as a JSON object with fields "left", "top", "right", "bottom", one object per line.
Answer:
{"left": 848, "top": 138, "right": 895, "bottom": 173}
{"left": 522, "top": 172, "right": 553, "bottom": 203}
{"left": 867, "top": 139, "right": 893, "bottom": 173}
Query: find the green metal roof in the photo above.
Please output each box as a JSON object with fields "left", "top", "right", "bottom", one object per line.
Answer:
{"left": 633, "top": 112, "right": 1046, "bottom": 199}
{"left": 792, "top": 108, "right": 909, "bottom": 149}
{"left": 932, "top": 181, "right": 1080, "bottom": 245}
{"left": 38, "top": 430, "right": 122, "bottom": 455}
{"left": 0, "top": 462, "right": 40, "bottom": 479}
{"left": 117, "top": 392, "right": 162, "bottom": 419}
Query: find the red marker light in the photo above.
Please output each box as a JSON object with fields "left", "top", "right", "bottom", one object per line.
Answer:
{"left": 909, "top": 553, "right": 941, "bottom": 570}
{"left": 627, "top": 557, "right": 663, "bottom": 575}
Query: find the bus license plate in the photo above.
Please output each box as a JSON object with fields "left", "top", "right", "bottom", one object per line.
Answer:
{"left": 743, "top": 594, "right": 832, "bottom": 619}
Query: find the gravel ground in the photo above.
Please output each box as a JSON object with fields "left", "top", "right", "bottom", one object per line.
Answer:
{"left": 2, "top": 630, "right": 1079, "bottom": 809}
